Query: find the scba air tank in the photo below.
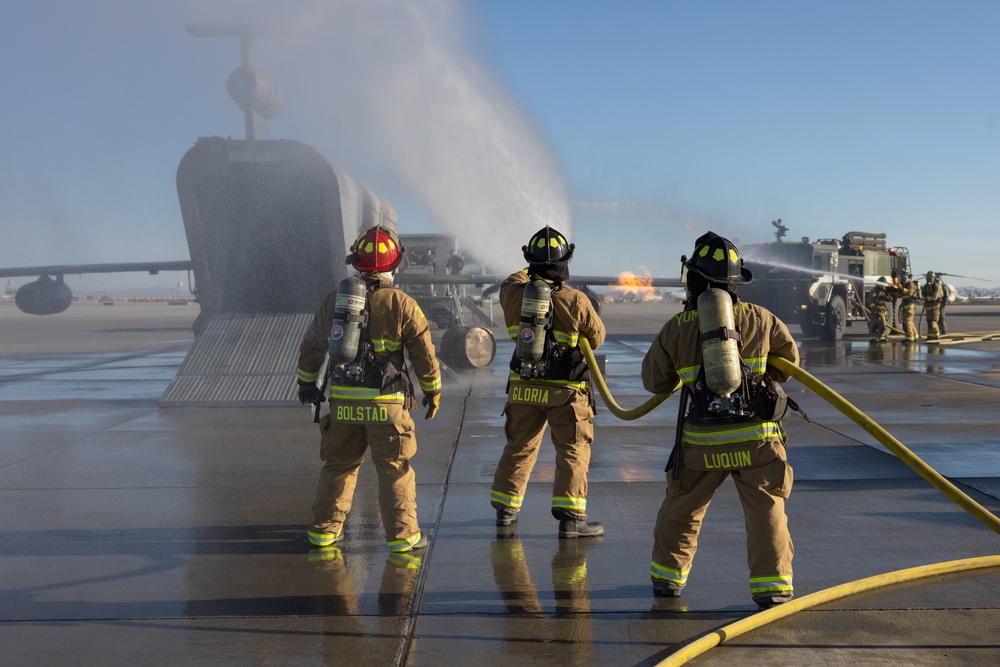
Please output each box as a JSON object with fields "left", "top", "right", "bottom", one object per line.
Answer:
{"left": 328, "top": 276, "right": 368, "bottom": 365}
{"left": 516, "top": 279, "right": 552, "bottom": 365}
{"left": 697, "top": 288, "right": 741, "bottom": 398}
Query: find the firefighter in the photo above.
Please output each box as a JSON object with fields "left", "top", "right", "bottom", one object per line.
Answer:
{"left": 922, "top": 271, "right": 945, "bottom": 341}
{"left": 939, "top": 282, "right": 951, "bottom": 334}
{"left": 297, "top": 225, "right": 442, "bottom": 554}
{"left": 890, "top": 270, "right": 919, "bottom": 341}
{"left": 641, "top": 232, "right": 799, "bottom": 609}
{"left": 490, "top": 226, "right": 607, "bottom": 538}
{"left": 868, "top": 277, "right": 892, "bottom": 343}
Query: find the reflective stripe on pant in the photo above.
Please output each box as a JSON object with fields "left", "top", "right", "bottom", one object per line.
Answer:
{"left": 310, "top": 410, "right": 420, "bottom": 547}
{"left": 491, "top": 387, "right": 594, "bottom": 515}
{"left": 650, "top": 437, "right": 794, "bottom": 596}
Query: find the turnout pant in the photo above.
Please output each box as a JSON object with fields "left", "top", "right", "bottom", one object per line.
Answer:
{"left": 925, "top": 303, "right": 941, "bottom": 338}
{"left": 491, "top": 387, "right": 595, "bottom": 517}
{"left": 650, "top": 438, "right": 794, "bottom": 599}
{"left": 869, "top": 306, "right": 888, "bottom": 340}
{"left": 900, "top": 306, "right": 918, "bottom": 340}
{"left": 310, "top": 409, "right": 420, "bottom": 548}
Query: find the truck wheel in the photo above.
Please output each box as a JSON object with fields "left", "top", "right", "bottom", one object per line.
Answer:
{"left": 826, "top": 295, "right": 846, "bottom": 340}
{"left": 799, "top": 318, "right": 820, "bottom": 338}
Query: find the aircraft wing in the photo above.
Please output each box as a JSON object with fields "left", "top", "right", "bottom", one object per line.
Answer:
{"left": 0, "top": 260, "right": 194, "bottom": 279}
{"left": 2, "top": 260, "right": 196, "bottom": 315}
{"left": 393, "top": 272, "right": 504, "bottom": 286}
{"left": 393, "top": 272, "right": 683, "bottom": 288}
{"left": 568, "top": 274, "right": 684, "bottom": 288}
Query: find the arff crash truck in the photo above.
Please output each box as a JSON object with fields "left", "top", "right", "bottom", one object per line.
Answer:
{"left": 740, "top": 230, "right": 911, "bottom": 340}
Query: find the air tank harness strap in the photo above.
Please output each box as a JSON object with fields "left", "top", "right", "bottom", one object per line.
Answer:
{"left": 520, "top": 310, "right": 551, "bottom": 328}
{"left": 337, "top": 311, "right": 367, "bottom": 325}
{"left": 701, "top": 326, "right": 741, "bottom": 346}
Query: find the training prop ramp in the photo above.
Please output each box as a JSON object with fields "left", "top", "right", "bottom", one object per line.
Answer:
{"left": 160, "top": 313, "right": 310, "bottom": 407}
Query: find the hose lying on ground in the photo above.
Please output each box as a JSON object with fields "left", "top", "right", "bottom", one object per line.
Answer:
{"left": 652, "top": 555, "right": 1000, "bottom": 667}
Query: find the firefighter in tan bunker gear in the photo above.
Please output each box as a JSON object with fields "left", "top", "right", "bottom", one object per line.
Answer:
{"left": 921, "top": 272, "right": 944, "bottom": 341}
{"left": 490, "top": 226, "right": 607, "bottom": 538}
{"left": 868, "top": 277, "right": 892, "bottom": 343}
{"left": 297, "top": 226, "right": 441, "bottom": 554}
{"left": 890, "top": 270, "right": 919, "bottom": 342}
{"left": 641, "top": 232, "right": 799, "bottom": 609}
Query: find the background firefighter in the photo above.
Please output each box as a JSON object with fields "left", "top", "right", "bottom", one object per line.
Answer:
{"left": 641, "top": 232, "right": 799, "bottom": 609}
{"left": 922, "top": 271, "right": 945, "bottom": 341}
{"left": 890, "top": 269, "right": 920, "bottom": 342}
{"left": 490, "top": 226, "right": 607, "bottom": 539}
{"left": 868, "top": 276, "right": 892, "bottom": 342}
{"left": 296, "top": 225, "right": 441, "bottom": 554}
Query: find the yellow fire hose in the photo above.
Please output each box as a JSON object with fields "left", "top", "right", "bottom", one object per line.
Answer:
{"left": 654, "top": 555, "right": 1000, "bottom": 667}
{"left": 768, "top": 356, "right": 1000, "bottom": 534}
{"left": 580, "top": 339, "right": 676, "bottom": 419}
{"left": 577, "top": 342, "right": 1000, "bottom": 665}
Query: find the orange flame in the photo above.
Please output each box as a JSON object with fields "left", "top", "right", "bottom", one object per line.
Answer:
{"left": 612, "top": 267, "right": 657, "bottom": 301}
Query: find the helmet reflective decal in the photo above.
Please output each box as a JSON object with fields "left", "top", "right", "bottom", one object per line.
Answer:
{"left": 350, "top": 225, "right": 404, "bottom": 272}
{"left": 523, "top": 226, "right": 574, "bottom": 264}
{"left": 686, "top": 232, "right": 752, "bottom": 285}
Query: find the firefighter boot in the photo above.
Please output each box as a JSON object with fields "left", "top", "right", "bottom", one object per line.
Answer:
{"left": 496, "top": 506, "right": 518, "bottom": 527}
{"left": 406, "top": 534, "right": 429, "bottom": 551}
{"left": 558, "top": 517, "right": 604, "bottom": 538}
{"left": 307, "top": 529, "right": 343, "bottom": 548}
{"left": 652, "top": 580, "right": 684, "bottom": 597}
{"left": 553, "top": 509, "right": 604, "bottom": 538}
{"left": 754, "top": 593, "right": 793, "bottom": 610}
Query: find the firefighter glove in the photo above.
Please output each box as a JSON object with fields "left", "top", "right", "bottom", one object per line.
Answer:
{"left": 298, "top": 381, "right": 326, "bottom": 405}
{"left": 422, "top": 392, "right": 440, "bottom": 420}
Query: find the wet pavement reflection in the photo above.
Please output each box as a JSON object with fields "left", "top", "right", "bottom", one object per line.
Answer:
{"left": 800, "top": 337, "right": 997, "bottom": 378}
{"left": 489, "top": 532, "right": 600, "bottom": 663}
{"left": 3, "top": 303, "right": 1000, "bottom": 665}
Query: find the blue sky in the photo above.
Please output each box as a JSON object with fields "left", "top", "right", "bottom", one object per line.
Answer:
{"left": 2, "top": 0, "right": 998, "bottom": 294}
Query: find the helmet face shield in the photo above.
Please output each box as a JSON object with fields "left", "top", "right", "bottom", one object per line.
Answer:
{"left": 349, "top": 226, "right": 404, "bottom": 272}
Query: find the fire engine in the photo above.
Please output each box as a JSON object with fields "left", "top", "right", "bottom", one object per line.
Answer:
{"left": 740, "top": 225, "right": 911, "bottom": 340}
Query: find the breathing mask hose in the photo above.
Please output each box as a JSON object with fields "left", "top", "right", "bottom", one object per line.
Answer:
{"left": 579, "top": 339, "right": 675, "bottom": 420}
{"left": 768, "top": 355, "right": 1000, "bottom": 534}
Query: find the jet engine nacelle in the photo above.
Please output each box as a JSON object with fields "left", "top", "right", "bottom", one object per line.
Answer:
{"left": 14, "top": 276, "right": 73, "bottom": 315}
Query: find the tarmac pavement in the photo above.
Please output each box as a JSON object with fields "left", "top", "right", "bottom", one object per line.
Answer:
{"left": 1, "top": 298, "right": 999, "bottom": 666}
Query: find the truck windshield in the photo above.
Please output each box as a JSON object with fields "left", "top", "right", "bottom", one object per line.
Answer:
{"left": 813, "top": 251, "right": 836, "bottom": 273}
